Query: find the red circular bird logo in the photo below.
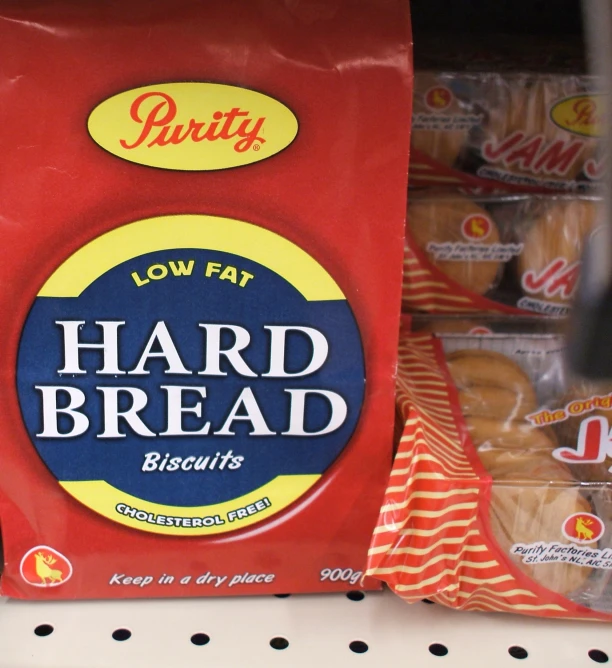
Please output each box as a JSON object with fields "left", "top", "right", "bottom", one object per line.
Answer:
{"left": 562, "top": 513, "right": 604, "bottom": 544}
{"left": 425, "top": 86, "right": 452, "bottom": 111}
{"left": 20, "top": 546, "right": 73, "bottom": 588}
{"left": 461, "top": 214, "right": 492, "bottom": 241}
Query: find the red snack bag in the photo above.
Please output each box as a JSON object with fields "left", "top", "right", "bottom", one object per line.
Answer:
{"left": 0, "top": 0, "right": 412, "bottom": 599}
{"left": 367, "top": 323, "right": 612, "bottom": 620}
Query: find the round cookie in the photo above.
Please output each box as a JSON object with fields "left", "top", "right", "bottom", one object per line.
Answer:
{"left": 408, "top": 198, "right": 502, "bottom": 296}
{"left": 491, "top": 475, "right": 594, "bottom": 596}
{"left": 412, "top": 72, "right": 468, "bottom": 167}
{"left": 446, "top": 349, "right": 537, "bottom": 421}
{"left": 517, "top": 199, "right": 599, "bottom": 306}
{"left": 478, "top": 447, "right": 573, "bottom": 480}
{"left": 458, "top": 385, "right": 536, "bottom": 421}
{"left": 446, "top": 350, "right": 533, "bottom": 394}
{"left": 467, "top": 417, "right": 557, "bottom": 451}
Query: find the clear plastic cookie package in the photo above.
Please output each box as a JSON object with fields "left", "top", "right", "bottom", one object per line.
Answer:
{"left": 403, "top": 192, "right": 601, "bottom": 316}
{"left": 367, "top": 317, "right": 612, "bottom": 621}
{"left": 410, "top": 35, "right": 602, "bottom": 193}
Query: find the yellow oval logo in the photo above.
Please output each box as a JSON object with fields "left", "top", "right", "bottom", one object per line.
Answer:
{"left": 88, "top": 83, "right": 299, "bottom": 170}
{"left": 550, "top": 94, "right": 605, "bottom": 138}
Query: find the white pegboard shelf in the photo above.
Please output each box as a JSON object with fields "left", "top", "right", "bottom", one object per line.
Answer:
{"left": 0, "top": 589, "right": 609, "bottom": 667}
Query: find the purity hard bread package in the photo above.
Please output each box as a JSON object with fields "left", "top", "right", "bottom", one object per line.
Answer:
{"left": 367, "top": 322, "right": 612, "bottom": 621}
{"left": 0, "top": 0, "right": 412, "bottom": 599}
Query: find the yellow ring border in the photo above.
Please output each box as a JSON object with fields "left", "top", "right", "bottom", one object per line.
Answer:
{"left": 38, "top": 215, "right": 344, "bottom": 301}
{"left": 60, "top": 475, "right": 320, "bottom": 536}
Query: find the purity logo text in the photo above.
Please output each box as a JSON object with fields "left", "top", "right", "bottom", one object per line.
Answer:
{"left": 550, "top": 94, "right": 605, "bottom": 138}
{"left": 88, "top": 83, "right": 298, "bottom": 170}
{"left": 119, "top": 92, "right": 265, "bottom": 153}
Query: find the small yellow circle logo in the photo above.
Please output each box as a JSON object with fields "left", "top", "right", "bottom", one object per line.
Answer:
{"left": 425, "top": 86, "right": 452, "bottom": 111}
{"left": 20, "top": 546, "right": 73, "bottom": 588}
{"left": 550, "top": 94, "right": 604, "bottom": 138}
{"left": 562, "top": 512, "right": 604, "bottom": 544}
{"left": 461, "top": 214, "right": 491, "bottom": 241}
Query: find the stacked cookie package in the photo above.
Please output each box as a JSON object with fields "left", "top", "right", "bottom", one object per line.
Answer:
{"left": 405, "top": 192, "right": 600, "bottom": 317}
{"left": 368, "top": 319, "right": 612, "bottom": 620}
{"left": 410, "top": 34, "right": 601, "bottom": 192}
{"left": 404, "top": 33, "right": 604, "bottom": 318}
{"left": 368, "top": 34, "right": 612, "bottom": 620}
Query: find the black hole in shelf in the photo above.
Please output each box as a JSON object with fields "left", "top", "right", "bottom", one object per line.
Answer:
{"left": 34, "top": 624, "right": 54, "bottom": 637}
{"left": 274, "top": 593, "right": 291, "bottom": 598}
{"left": 349, "top": 640, "right": 369, "bottom": 654}
{"left": 346, "top": 591, "right": 365, "bottom": 602}
{"left": 509, "top": 646, "right": 529, "bottom": 660}
{"left": 270, "top": 637, "right": 289, "bottom": 650}
{"left": 191, "top": 633, "right": 210, "bottom": 646}
{"left": 112, "top": 629, "right": 132, "bottom": 642}
{"left": 422, "top": 599, "right": 435, "bottom": 605}
{"left": 589, "top": 650, "right": 610, "bottom": 664}
{"left": 429, "top": 643, "right": 449, "bottom": 657}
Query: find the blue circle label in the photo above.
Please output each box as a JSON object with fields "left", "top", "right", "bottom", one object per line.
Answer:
{"left": 17, "top": 215, "right": 365, "bottom": 535}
